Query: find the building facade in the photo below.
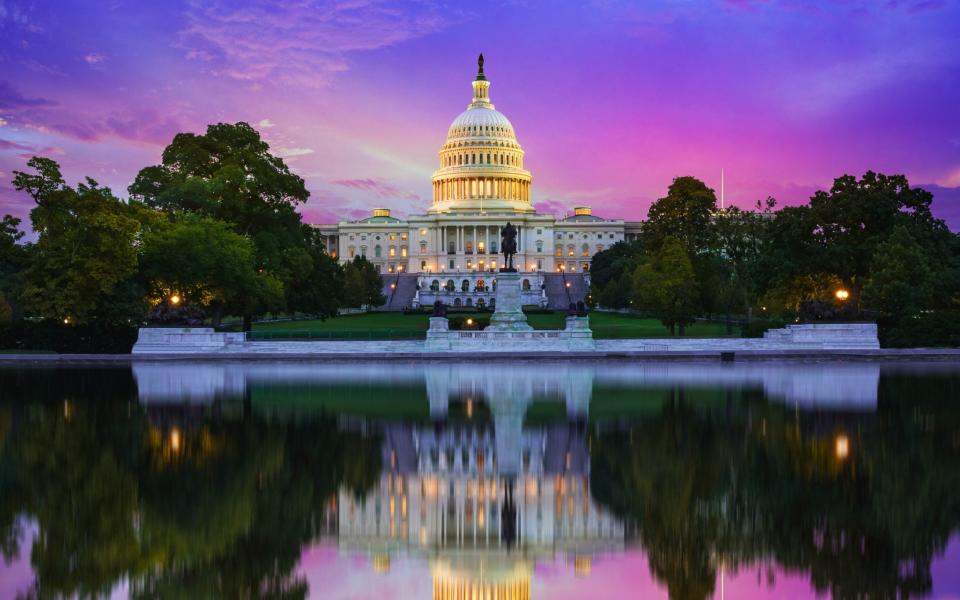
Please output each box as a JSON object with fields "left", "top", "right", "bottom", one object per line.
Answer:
{"left": 315, "top": 56, "right": 642, "bottom": 280}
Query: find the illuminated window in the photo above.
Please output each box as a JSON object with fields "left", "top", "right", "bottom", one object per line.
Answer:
{"left": 401, "top": 246, "right": 407, "bottom": 257}
{"left": 389, "top": 246, "right": 396, "bottom": 258}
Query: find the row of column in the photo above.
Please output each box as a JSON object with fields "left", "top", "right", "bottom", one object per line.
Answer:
{"left": 434, "top": 177, "right": 530, "bottom": 203}
{"left": 433, "top": 580, "right": 530, "bottom": 600}
{"left": 440, "top": 225, "right": 523, "bottom": 254}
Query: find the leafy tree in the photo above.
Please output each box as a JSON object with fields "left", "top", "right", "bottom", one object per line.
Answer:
{"left": 342, "top": 256, "right": 384, "bottom": 309}
{"left": 128, "top": 122, "right": 341, "bottom": 323}
{"left": 589, "top": 240, "right": 644, "bottom": 309}
{"left": 632, "top": 239, "right": 699, "bottom": 335}
{"left": 13, "top": 157, "right": 141, "bottom": 323}
{"left": 140, "top": 215, "right": 284, "bottom": 324}
{"left": 642, "top": 176, "right": 717, "bottom": 255}
{"left": 862, "top": 226, "right": 933, "bottom": 318}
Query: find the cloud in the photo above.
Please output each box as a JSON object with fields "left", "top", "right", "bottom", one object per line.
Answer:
{"left": 0, "top": 137, "right": 65, "bottom": 159}
{"left": 330, "top": 177, "right": 420, "bottom": 202}
{"left": 0, "top": 81, "right": 57, "bottom": 110}
{"left": 258, "top": 118, "right": 276, "bottom": 128}
{"left": 0, "top": 118, "right": 7, "bottom": 127}
{"left": 276, "top": 146, "right": 315, "bottom": 158}
{"left": 83, "top": 53, "right": 106, "bottom": 65}
{"left": 178, "top": 0, "right": 453, "bottom": 86}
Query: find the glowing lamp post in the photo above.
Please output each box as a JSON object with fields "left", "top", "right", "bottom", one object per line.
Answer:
{"left": 835, "top": 289, "right": 849, "bottom": 301}
{"left": 835, "top": 433, "right": 850, "bottom": 460}
{"left": 170, "top": 294, "right": 182, "bottom": 306}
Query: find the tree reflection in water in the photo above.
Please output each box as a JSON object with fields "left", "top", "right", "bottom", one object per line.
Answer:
{"left": 0, "top": 365, "right": 958, "bottom": 599}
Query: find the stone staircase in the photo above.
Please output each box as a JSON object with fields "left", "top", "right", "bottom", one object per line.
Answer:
{"left": 374, "top": 273, "right": 419, "bottom": 311}
{"left": 542, "top": 273, "right": 589, "bottom": 310}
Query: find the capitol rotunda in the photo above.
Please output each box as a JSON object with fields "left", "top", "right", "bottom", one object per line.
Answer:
{"left": 314, "top": 55, "right": 640, "bottom": 309}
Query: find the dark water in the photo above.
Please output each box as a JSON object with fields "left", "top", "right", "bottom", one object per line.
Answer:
{"left": 1, "top": 360, "right": 959, "bottom": 599}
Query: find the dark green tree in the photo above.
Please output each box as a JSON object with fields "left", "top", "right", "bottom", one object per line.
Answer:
{"left": 140, "top": 215, "right": 284, "bottom": 324}
{"left": 342, "top": 256, "right": 385, "bottom": 309}
{"left": 128, "top": 122, "right": 342, "bottom": 326}
{"left": 589, "top": 240, "right": 644, "bottom": 309}
{"left": 632, "top": 239, "right": 699, "bottom": 335}
{"left": 862, "top": 226, "right": 933, "bottom": 318}
{"left": 13, "top": 158, "right": 141, "bottom": 323}
{"left": 642, "top": 176, "right": 717, "bottom": 255}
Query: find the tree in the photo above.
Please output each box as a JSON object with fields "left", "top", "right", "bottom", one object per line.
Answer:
{"left": 632, "top": 239, "right": 699, "bottom": 335}
{"left": 341, "top": 256, "right": 384, "bottom": 309}
{"left": 0, "top": 215, "right": 27, "bottom": 321}
{"left": 140, "top": 215, "right": 284, "bottom": 325}
{"left": 862, "top": 226, "right": 933, "bottom": 318}
{"left": 798, "top": 172, "right": 943, "bottom": 297}
{"left": 589, "top": 240, "right": 644, "bottom": 309}
{"left": 13, "top": 157, "right": 141, "bottom": 323}
{"left": 128, "top": 122, "right": 341, "bottom": 322}
{"left": 642, "top": 176, "right": 717, "bottom": 255}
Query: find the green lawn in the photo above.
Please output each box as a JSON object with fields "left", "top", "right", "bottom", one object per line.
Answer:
{"left": 252, "top": 311, "right": 737, "bottom": 339}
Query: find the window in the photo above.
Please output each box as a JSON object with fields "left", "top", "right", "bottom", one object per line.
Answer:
{"left": 477, "top": 241, "right": 485, "bottom": 254}
{"left": 522, "top": 279, "right": 531, "bottom": 291}
{"left": 360, "top": 245, "right": 367, "bottom": 257}
{"left": 582, "top": 243, "right": 590, "bottom": 257}
{"left": 389, "top": 234, "right": 396, "bottom": 241}
{"left": 401, "top": 234, "right": 407, "bottom": 241}
{"left": 555, "top": 245, "right": 562, "bottom": 257}
{"left": 568, "top": 245, "right": 575, "bottom": 257}
{"left": 466, "top": 259, "right": 473, "bottom": 269}
{"left": 348, "top": 246, "right": 356, "bottom": 258}
{"left": 420, "top": 242, "right": 428, "bottom": 253}
{"left": 375, "top": 245, "right": 382, "bottom": 258}
{"left": 446, "top": 280, "right": 455, "bottom": 291}
{"left": 465, "top": 241, "right": 473, "bottom": 254}
{"left": 389, "top": 246, "right": 396, "bottom": 257}
{"left": 537, "top": 258, "right": 543, "bottom": 270}
{"left": 568, "top": 233, "right": 574, "bottom": 239}
{"left": 609, "top": 233, "right": 614, "bottom": 239}
{"left": 536, "top": 240, "right": 543, "bottom": 252}
{"left": 401, "top": 246, "right": 407, "bottom": 258}
{"left": 556, "top": 233, "right": 562, "bottom": 240}
{"left": 431, "top": 280, "right": 440, "bottom": 291}
{"left": 421, "top": 260, "right": 427, "bottom": 270}
{"left": 461, "top": 280, "right": 470, "bottom": 292}
{"left": 537, "top": 229, "right": 543, "bottom": 235}
{"left": 449, "top": 259, "right": 455, "bottom": 269}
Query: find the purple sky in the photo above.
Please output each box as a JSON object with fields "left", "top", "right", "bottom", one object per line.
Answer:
{"left": 1, "top": 0, "right": 959, "bottom": 230}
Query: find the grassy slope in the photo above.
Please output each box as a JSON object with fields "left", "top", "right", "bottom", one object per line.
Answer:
{"left": 253, "top": 311, "right": 736, "bottom": 339}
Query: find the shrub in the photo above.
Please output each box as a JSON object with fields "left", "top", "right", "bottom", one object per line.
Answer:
{"left": 879, "top": 312, "right": 960, "bottom": 348}
{"left": 741, "top": 318, "right": 788, "bottom": 338}
{"left": 0, "top": 320, "right": 139, "bottom": 353}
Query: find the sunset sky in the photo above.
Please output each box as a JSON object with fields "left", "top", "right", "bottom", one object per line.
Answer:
{"left": 1, "top": 0, "right": 959, "bottom": 230}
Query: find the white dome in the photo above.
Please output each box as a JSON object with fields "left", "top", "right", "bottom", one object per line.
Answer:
{"left": 448, "top": 107, "right": 516, "bottom": 140}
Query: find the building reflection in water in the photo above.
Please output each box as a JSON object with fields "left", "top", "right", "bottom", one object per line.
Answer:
{"left": 131, "top": 359, "right": 893, "bottom": 599}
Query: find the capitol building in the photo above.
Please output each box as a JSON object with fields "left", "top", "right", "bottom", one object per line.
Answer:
{"left": 316, "top": 56, "right": 640, "bottom": 309}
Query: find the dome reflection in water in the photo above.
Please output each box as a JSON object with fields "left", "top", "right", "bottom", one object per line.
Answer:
{"left": 0, "top": 360, "right": 958, "bottom": 599}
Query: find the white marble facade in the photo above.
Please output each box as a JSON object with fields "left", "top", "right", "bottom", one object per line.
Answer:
{"left": 314, "top": 57, "right": 642, "bottom": 276}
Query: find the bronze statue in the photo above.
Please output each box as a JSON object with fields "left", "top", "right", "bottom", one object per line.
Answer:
{"left": 477, "top": 53, "right": 485, "bottom": 80}
{"left": 500, "top": 222, "right": 517, "bottom": 272}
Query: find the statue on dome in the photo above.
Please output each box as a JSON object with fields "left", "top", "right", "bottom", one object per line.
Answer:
{"left": 500, "top": 222, "right": 517, "bottom": 272}
{"left": 476, "top": 53, "right": 486, "bottom": 80}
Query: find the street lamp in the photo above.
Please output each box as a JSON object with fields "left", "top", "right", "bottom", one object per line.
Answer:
{"left": 835, "top": 289, "right": 849, "bottom": 301}
{"left": 835, "top": 433, "right": 850, "bottom": 460}
{"left": 170, "top": 294, "right": 182, "bottom": 305}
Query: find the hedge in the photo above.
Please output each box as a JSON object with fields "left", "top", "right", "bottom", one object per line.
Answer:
{"left": 0, "top": 320, "right": 139, "bottom": 354}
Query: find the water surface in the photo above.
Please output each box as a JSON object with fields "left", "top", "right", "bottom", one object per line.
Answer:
{"left": 1, "top": 360, "right": 959, "bottom": 599}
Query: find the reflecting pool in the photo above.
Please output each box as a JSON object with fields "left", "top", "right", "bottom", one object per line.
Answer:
{"left": 1, "top": 360, "right": 959, "bottom": 599}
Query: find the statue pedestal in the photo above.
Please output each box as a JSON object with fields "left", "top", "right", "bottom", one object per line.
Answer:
{"left": 488, "top": 271, "right": 533, "bottom": 332}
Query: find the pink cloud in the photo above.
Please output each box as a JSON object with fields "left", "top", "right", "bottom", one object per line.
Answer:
{"left": 178, "top": 0, "right": 454, "bottom": 87}
{"left": 330, "top": 178, "right": 421, "bottom": 202}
